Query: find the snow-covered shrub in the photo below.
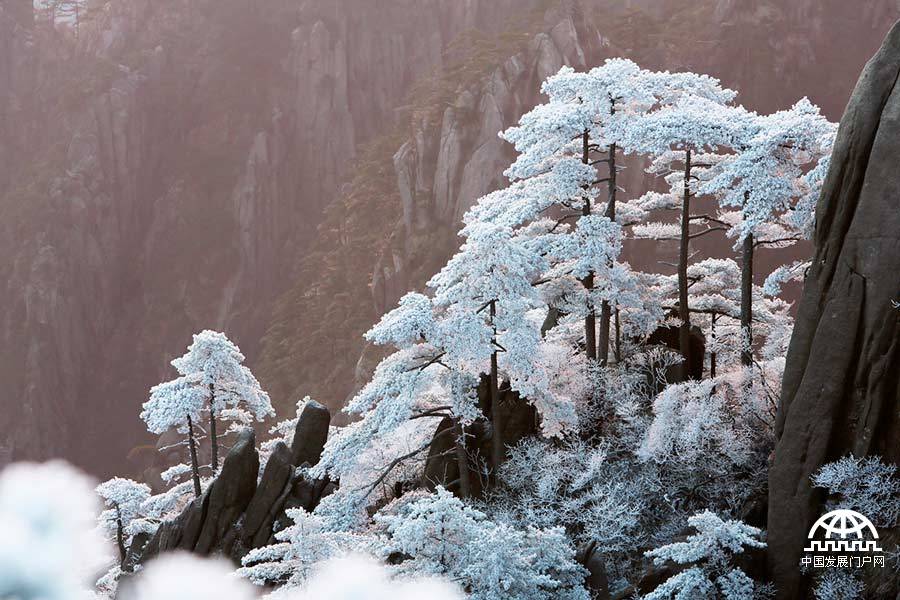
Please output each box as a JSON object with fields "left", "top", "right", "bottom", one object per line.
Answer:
{"left": 376, "top": 486, "right": 487, "bottom": 576}
{"left": 239, "top": 507, "right": 368, "bottom": 588}
{"left": 644, "top": 511, "right": 766, "bottom": 600}
{"left": 376, "top": 487, "right": 589, "bottom": 600}
{"left": 812, "top": 570, "right": 864, "bottom": 600}
{"left": 812, "top": 455, "right": 900, "bottom": 528}
{"left": 488, "top": 438, "right": 649, "bottom": 554}
{"left": 638, "top": 368, "right": 775, "bottom": 516}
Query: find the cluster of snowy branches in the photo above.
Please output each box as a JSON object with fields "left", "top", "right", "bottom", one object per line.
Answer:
{"left": 242, "top": 486, "right": 588, "bottom": 599}
{"left": 807, "top": 455, "right": 900, "bottom": 600}
{"left": 249, "top": 58, "right": 844, "bottom": 598}
{"left": 643, "top": 511, "right": 769, "bottom": 600}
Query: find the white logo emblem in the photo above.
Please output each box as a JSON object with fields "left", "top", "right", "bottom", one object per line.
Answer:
{"left": 804, "top": 509, "right": 883, "bottom": 553}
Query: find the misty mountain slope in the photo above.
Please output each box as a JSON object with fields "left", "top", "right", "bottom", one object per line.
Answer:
{"left": 0, "top": 0, "right": 551, "bottom": 474}
{"left": 1, "top": 0, "right": 899, "bottom": 476}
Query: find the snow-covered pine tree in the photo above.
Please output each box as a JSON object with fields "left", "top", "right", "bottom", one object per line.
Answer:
{"left": 316, "top": 219, "right": 573, "bottom": 506}
{"left": 95, "top": 477, "right": 151, "bottom": 566}
{"left": 169, "top": 330, "right": 274, "bottom": 473}
{"left": 427, "top": 221, "right": 553, "bottom": 472}
{"left": 643, "top": 511, "right": 767, "bottom": 600}
{"left": 312, "top": 290, "right": 480, "bottom": 512}
{"left": 618, "top": 88, "right": 742, "bottom": 380}
{"left": 141, "top": 376, "right": 207, "bottom": 497}
{"left": 647, "top": 256, "right": 793, "bottom": 376}
{"left": 481, "top": 59, "right": 663, "bottom": 366}
{"left": 700, "top": 98, "right": 835, "bottom": 364}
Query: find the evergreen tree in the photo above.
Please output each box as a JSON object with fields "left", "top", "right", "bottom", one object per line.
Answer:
{"left": 620, "top": 93, "right": 744, "bottom": 379}
{"left": 700, "top": 99, "right": 835, "bottom": 364}
{"left": 95, "top": 477, "right": 151, "bottom": 566}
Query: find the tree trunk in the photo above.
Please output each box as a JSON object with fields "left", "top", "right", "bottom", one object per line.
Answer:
{"left": 598, "top": 142, "right": 618, "bottom": 366}
{"left": 115, "top": 506, "right": 126, "bottom": 565}
{"left": 710, "top": 314, "right": 717, "bottom": 378}
{"left": 187, "top": 416, "right": 201, "bottom": 498}
{"left": 581, "top": 131, "right": 597, "bottom": 361}
{"left": 677, "top": 149, "right": 693, "bottom": 380}
{"left": 453, "top": 420, "right": 470, "bottom": 498}
{"left": 614, "top": 307, "right": 622, "bottom": 363}
{"left": 740, "top": 198, "right": 754, "bottom": 367}
{"left": 209, "top": 384, "right": 219, "bottom": 473}
{"left": 489, "top": 300, "right": 505, "bottom": 475}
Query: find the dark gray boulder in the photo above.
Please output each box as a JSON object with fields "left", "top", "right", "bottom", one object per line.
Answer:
{"left": 475, "top": 375, "right": 537, "bottom": 466}
{"left": 421, "top": 375, "right": 539, "bottom": 497}
{"left": 138, "top": 429, "right": 259, "bottom": 566}
{"left": 139, "top": 493, "right": 206, "bottom": 562}
{"left": 291, "top": 400, "right": 331, "bottom": 467}
{"left": 266, "top": 476, "right": 337, "bottom": 546}
{"left": 195, "top": 429, "right": 259, "bottom": 555}
{"left": 122, "top": 531, "right": 150, "bottom": 573}
{"left": 421, "top": 417, "right": 490, "bottom": 497}
{"left": 768, "top": 20, "right": 900, "bottom": 599}
{"left": 285, "top": 474, "right": 334, "bottom": 512}
{"left": 240, "top": 442, "right": 295, "bottom": 551}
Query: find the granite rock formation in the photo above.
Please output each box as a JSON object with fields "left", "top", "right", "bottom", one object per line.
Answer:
{"left": 130, "top": 400, "right": 332, "bottom": 574}
{"left": 767, "top": 20, "right": 900, "bottom": 599}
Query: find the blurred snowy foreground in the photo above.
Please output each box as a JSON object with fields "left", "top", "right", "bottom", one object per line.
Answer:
{"left": 0, "top": 461, "right": 463, "bottom": 600}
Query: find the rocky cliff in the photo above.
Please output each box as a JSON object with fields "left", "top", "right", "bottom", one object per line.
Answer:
{"left": 2, "top": 0, "right": 900, "bottom": 476}
{"left": 768, "top": 21, "right": 900, "bottom": 598}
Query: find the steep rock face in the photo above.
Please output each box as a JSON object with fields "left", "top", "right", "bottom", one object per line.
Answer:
{"left": 0, "top": 1, "right": 33, "bottom": 194}
{"left": 241, "top": 442, "right": 294, "bottom": 549}
{"left": 290, "top": 399, "right": 331, "bottom": 466}
{"left": 255, "top": 0, "right": 605, "bottom": 414}
{"left": 767, "top": 21, "right": 900, "bottom": 599}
